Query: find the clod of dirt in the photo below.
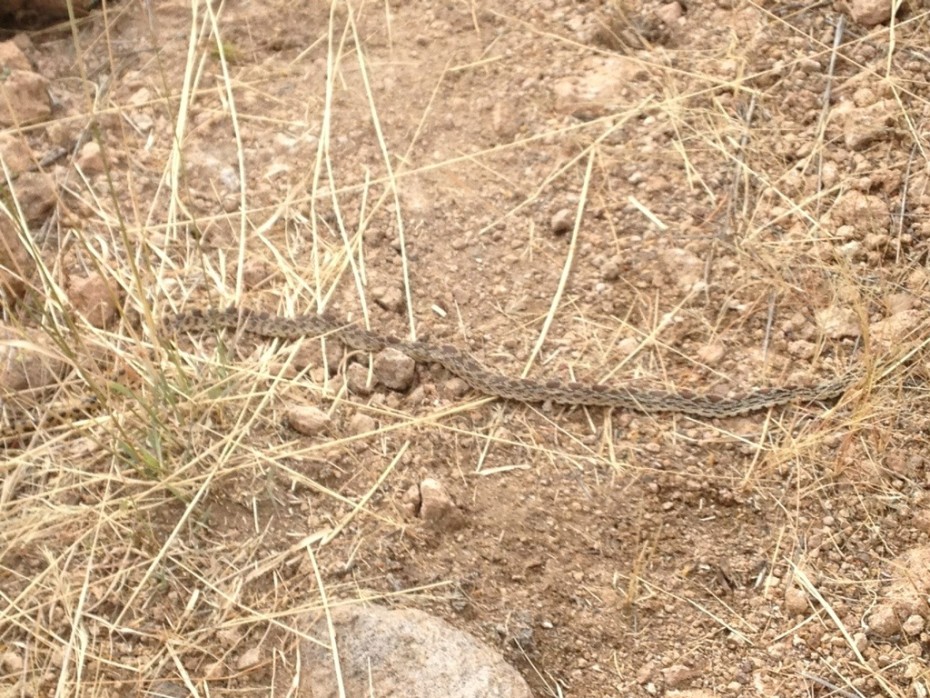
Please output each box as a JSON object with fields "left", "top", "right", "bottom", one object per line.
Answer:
{"left": 299, "top": 604, "right": 532, "bottom": 698}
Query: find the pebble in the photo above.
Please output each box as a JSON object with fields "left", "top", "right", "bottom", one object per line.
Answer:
{"left": 345, "top": 363, "right": 374, "bottom": 395}
{"left": 69, "top": 273, "right": 119, "bottom": 328}
{"left": 418, "top": 478, "right": 466, "bottom": 531}
{"left": 550, "top": 208, "right": 574, "bottom": 235}
{"left": 866, "top": 604, "right": 901, "bottom": 638}
{"left": 373, "top": 348, "right": 416, "bottom": 391}
{"left": 347, "top": 413, "right": 376, "bottom": 435}
{"left": 784, "top": 586, "right": 809, "bottom": 616}
{"left": 286, "top": 405, "right": 331, "bottom": 436}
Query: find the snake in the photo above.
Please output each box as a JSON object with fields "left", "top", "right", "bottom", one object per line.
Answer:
{"left": 168, "top": 307, "right": 857, "bottom": 418}
{"left": 0, "top": 306, "right": 858, "bottom": 441}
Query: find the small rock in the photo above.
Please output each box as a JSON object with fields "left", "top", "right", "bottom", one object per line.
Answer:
{"left": 444, "top": 377, "right": 470, "bottom": 399}
{"left": 401, "top": 483, "right": 421, "bottom": 518}
{"left": 347, "top": 413, "right": 376, "bottom": 435}
{"left": 0, "top": 325, "right": 67, "bottom": 392}
{"left": 660, "top": 248, "right": 704, "bottom": 291}
{"left": 372, "top": 286, "right": 405, "bottom": 313}
{"left": 787, "top": 340, "right": 815, "bottom": 359}
{"left": 902, "top": 614, "right": 925, "bottom": 636}
{"left": 419, "top": 478, "right": 466, "bottom": 531}
{"left": 373, "top": 347, "right": 416, "bottom": 391}
{"left": 0, "top": 70, "right": 51, "bottom": 127}
{"left": 146, "top": 681, "right": 185, "bottom": 698}
{"left": 871, "top": 310, "right": 922, "bottom": 347}
{"left": 833, "top": 99, "right": 897, "bottom": 150}
{"left": 550, "top": 208, "right": 573, "bottom": 235}
{"left": 236, "top": 646, "right": 262, "bottom": 671}
{"left": 552, "top": 55, "right": 648, "bottom": 116}
{"left": 847, "top": 0, "right": 896, "bottom": 26}
{"left": 128, "top": 86, "right": 151, "bottom": 106}
{"left": 1, "top": 650, "right": 23, "bottom": 672}
{"left": 601, "top": 255, "right": 622, "bottom": 281}
{"left": 0, "top": 215, "right": 32, "bottom": 299}
{"left": 345, "top": 362, "right": 374, "bottom": 395}
{"left": 885, "top": 293, "right": 915, "bottom": 315}
{"left": 204, "top": 660, "right": 225, "bottom": 679}
{"left": 784, "top": 586, "right": 809, "bottom": 616}
{"left": 866, "top": 604, "right": 901, "bottom": 638}
{"left": 914, "top": 509, "right": 930, "bottom": 535}
{"left": 406, "top": 384, "right": 430, "bottom": 406}
{"left": 0, "top": 132, "right": 34, "bottom": 174}
{"left": 662, "top": 664, "right": 697, "bottom": 689}
{"left": 12, "top": 171, "right": 56, "bottom": 225}
{"left": 76, "top": 141, "right": 104, "bottom": 175}
{"left": 240, "top": 260, "right": 274, "bottom": 290}
{"left": 299, "top": 604, "right": 532, "bottom": 698}
{"left": 70, "top": 274, "right": 119, "bottom": 328}
{"left": 815, "top": 307, "right": 860, "bottom": 339}
{"left": 616, "top": 337, "right": 639, "bottom": 356}
{"left": 0, "top": 40, "right": 33, "bottom": 71}
{"left": 655, "top": 2, "right": 683, "bottom": 24}
{"left": 831, "top": 191, "right": 888, "bottom": 229}
{"left": 286, "top": 405, "right": 331, "bottom": 436}
{"left": 696, "top": 342, "right": 725, "bottom": 366}
{"left": 636, "top": 661, "right": 656, "bottom": 684}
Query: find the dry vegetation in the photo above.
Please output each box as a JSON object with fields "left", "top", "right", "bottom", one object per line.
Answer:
{"left": 2, "top": 0, "right": 930, "bottom": 696}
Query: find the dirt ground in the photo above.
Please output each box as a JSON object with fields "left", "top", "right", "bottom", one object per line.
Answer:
{"left": 2, "top": 1, "right": 930, "bottom": 696}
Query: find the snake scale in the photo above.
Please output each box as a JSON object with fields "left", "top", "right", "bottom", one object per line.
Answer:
{"left": 170, "top": 307, "right": 856, "bottom": 418}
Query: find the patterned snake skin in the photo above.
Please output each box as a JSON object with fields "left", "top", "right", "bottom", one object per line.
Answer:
{"left": 170, "top": 307, "right": 855, "bottom": 417}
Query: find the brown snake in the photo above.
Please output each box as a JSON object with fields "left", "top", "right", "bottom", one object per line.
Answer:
{"left": 171, "top": 307, "right": 856, "bottom": 418}
{"left": 1, "top": 307, "right": 857, "bottom": 441}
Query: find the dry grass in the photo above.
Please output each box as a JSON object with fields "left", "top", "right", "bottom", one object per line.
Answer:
{"left": 1, "top": 0, "right": 929, "bottom": 696}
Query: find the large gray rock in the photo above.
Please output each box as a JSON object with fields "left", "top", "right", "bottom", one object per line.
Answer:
{"left": 300, "top": 604, "right": 532, "bottom": 698}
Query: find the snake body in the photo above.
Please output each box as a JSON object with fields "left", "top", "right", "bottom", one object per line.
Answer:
{"left": 171, "top": 307, "right": 855, "bottom": 417}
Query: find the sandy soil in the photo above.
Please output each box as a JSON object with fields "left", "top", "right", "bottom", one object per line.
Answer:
{"left": 2, "top": 1, "right": 930, "bottom": 696}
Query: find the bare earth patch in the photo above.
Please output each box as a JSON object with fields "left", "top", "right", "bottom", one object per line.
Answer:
{"left": 1, "top": 1, "right": 930, "bottom": 696}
